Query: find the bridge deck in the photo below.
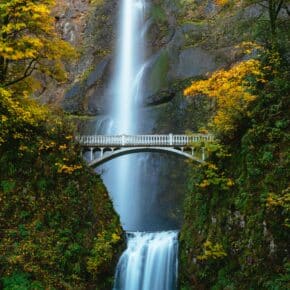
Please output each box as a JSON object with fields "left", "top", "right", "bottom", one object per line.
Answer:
{"left": 76, "top": 134, "right": 214, "bottom": 147}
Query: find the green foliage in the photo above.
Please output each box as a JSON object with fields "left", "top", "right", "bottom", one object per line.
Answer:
{"left": 87, "top": 228, "right": 122, "bottom": 277}
{"left": 0, "top": 88, "right": 123, "bottom": 289}
{"left": 179, "top": 28, "right": 290, "bottom": 290}
{"left": 2, "top": 272, "right": 44, "bottom": 290}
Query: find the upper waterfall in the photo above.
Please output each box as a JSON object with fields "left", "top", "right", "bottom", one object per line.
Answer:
{"left": 101, "top": 0, "right": 148, "bottom": 230}
{"left": 111, "top": 0, "right": 146, "bottom": 134}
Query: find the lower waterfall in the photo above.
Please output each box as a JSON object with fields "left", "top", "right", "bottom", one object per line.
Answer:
{"left": 113, "top": 231, "right": 179, "bottom": 290}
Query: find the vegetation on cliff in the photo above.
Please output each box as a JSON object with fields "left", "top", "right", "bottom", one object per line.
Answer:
{"left": 0, "top": 1, "right": 123, "bottom": 289}
{"left": 180, "top": 0, "right": 289, "bottom": 289}
{"left": 0, "top": 90, "right": 123, "bottom": 289}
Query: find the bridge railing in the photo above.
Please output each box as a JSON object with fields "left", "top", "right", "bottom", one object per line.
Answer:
{"left": 76, "top": 134, "right": 214, "bottom": 147}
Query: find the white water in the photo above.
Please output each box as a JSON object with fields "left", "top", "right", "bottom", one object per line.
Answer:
{"left": 103, "top": 0, "right": 179, "bottom": 289}
{"left": 111, "top": 0, "right": 145, "bottom": 134}
{"left": 114, "top": 232, "right": 178, "bottom": 290}
{"left": 102, "top": 0, "right": 146, "bottom": 229}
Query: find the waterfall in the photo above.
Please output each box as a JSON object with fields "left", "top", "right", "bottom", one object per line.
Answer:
{"left": 100, "top": 0, "right": 179, "bottom": 289}
{"left": 114, "top": 231, "right": 179, "bottom": 290}
{"left": 101, "top": 0, "right": 146, "bottom": 230}
{"left": 111, "top": 0, "right": 145, "bottom": 134}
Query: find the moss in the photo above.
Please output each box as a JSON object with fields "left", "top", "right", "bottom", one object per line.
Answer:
{"left": 150, "top": 4, "right": 167, "bottom": 24}
{"left": 148, "top": 50, "right": 170, "bottom": 94}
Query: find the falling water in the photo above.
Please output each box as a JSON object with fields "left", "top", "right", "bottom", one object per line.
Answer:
{"left": 102, "top": 0, "right": 179, "bottom": 289}
{"left": 101, "top": 0, "right": 146, "bottom": 230}
{"left": 114, "top": 231, "right": 179, "bottom": 290}
{"left": 111, "top": 0, "right": 145, "bottom": 133}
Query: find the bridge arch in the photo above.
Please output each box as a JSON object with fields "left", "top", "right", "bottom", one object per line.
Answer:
{"left": 88, "top": 147, "right": 205, "bottom": 167}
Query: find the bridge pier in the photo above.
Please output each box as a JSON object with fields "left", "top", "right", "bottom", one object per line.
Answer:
{"left": 90, "top": 147, "right": 94, "bottom": 161}
{"left": 202, "top": 147, "right": 205, "bottom": 161}
{"left": 100, "top": 148, "right": 104, "bottom": 158}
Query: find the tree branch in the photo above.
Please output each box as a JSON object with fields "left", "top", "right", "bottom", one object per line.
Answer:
{"left": 3, "top": 59, "right": 38, "bottom": 87}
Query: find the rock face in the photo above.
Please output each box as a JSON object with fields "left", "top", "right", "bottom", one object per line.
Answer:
{"left": 42, "top": 0, "right": 242, "bottom": 113}
{"left": 38, "top": 0, "right": 90, "bottom": 105}
{"left": 40, "top": 0, "right": 118, "bottom": 110}
{"left": 53, "top": 0, "right": 89, "bottom": 46}
{"left": 44, "top": 0, "right": 289, "bottom": 112}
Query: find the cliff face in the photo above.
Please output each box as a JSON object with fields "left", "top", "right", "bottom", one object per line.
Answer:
{"left": 45, "top": 0, "right": 286, "bottom": 114}
{"left": 43, "top": 0, "right": 240, "bottom": 115}
{"left": 40, "top": 0, "right": 118, "bottom": 112}
{"left": 39, "top": 0, "right": 89, "bottom": 105}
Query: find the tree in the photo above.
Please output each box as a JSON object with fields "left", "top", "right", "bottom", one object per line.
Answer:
{"left": 214, "top": 0, "right": 290, "bottom": 45}
{"left": 184, "top": 57, "right": 263, "bottom": 137}
{"left": 0, "top": 0, "right": 75, "bottom": 89}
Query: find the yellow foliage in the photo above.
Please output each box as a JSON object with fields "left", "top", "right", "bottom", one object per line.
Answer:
{"left": 266, "top": 190, "right": 290, "bottom": 227}
{"left": 199, "top": 179, "right": 210, "bottom": 188}
{"left": 215, "top": 0, "right": 231, "bottom": 6}
{"left": 90, "top": 0, "right": 104, "bottom": 5}
{"left": 59, "top": 144, "right": 68, "bottom": 150}
{"left": 0, "top": 88, "right": 49, "bottom": 144}
{"left": 38, "top": 141, "right": 57, "bottom": 151}
{"left": 55, "top": 162, "right": 83, "bottom": 174}
{"left": 184, "top": 59, "right": 264, "bottom": 136}
{"left": 235, "top": 41, "right": 264, "bottom": 55}
{"left": 111, "top": 233, "right": 121, "bottom": 243}
{"left": 227, "top": 178, "right": 234, "bottom": 187}
{"left": 0, "top": 0, "right": 76, "bottom": 89}
{"left": 87, "top": 230, "right": 122, "bottom": 275}
{"left": 197, "top": 240, "right": 227, "bottom": 261}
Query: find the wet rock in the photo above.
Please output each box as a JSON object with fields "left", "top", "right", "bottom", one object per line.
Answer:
{"left": 86, "top": 57, "right": 110, "bottom": 88}
{"left": 144, "top": 89, "right": 175, "bottom": 106}
{"left": 174, "top": 47, "right": 218, "bottom": 79}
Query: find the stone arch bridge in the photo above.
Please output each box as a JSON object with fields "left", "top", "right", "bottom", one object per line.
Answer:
{"left": 76, "top": 134, "right": 214, "bottom": 167}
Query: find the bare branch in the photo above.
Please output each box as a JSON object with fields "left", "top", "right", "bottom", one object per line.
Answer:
{"left": 3, "top": 58, "right": 38, "bottom": 87}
